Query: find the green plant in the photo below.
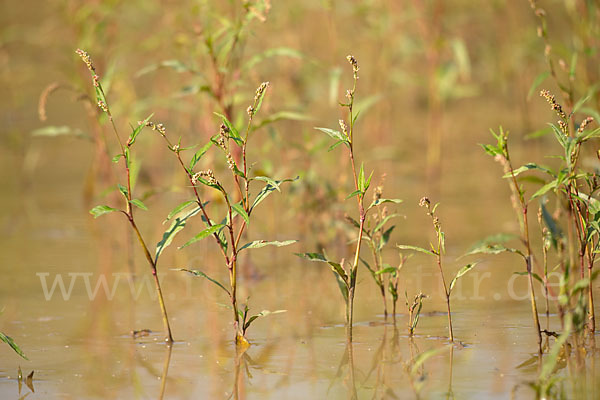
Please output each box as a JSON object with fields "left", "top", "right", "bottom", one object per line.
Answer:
{"left": 160, "top": 82, "right": 296, "bottom": 346}
{"left": 478, "top": 128, "right": 544, "bottom": 352}
{"left": 1, "top": 332, "right": 27, "bottom": 360}
{"left": 398, "top": 198, "right": 476, "bottom": 342}
{"left": 76, "top": 49, "right": 174, "bottom": 343}
{"left": 356, "top": 181, "right": 403, "bottom": 319}
{"left": 406, "top": 291, "right": 426, "bottom": 337}
{"left": 296, "top": 56, "right": 401, "bottom": 340}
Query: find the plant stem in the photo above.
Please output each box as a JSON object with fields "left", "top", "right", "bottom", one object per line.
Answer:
{"left": 128, "top": 217, "right": 173, "bottom": 342}
{"left": 504, "top": 140, "right": 542, "bottom": 353}
{"left": 437, "top": 254, "right": 453, "bottom": 342}
{"left": 523, "top": 207, "right": 542, "bottom": 354}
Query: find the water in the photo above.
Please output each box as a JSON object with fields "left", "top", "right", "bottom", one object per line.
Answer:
{"left": 2, "top": 1, "right": 600, "bottom": 398}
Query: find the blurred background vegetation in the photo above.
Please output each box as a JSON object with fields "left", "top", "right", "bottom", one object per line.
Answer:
{"left": 2, "top": 0, "right": 599, "bottom": 304}
{"left": 2, "top": 1, "right": 600, "bottom": 397}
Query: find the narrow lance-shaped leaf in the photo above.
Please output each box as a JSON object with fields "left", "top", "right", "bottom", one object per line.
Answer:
{"left": 231, "top": 202, "right": 250, "bottom": 225}
{"left": 378, "top": 225, "right": 395, "bottom": 251}
{"left": 165, "top": 200, "right": 197, "bottom": 222}
{"left": 449, "top": 263, "right": 477, "bottom": 293}
{"left": 373, "top": 213, "right": 402, "bottom": 233}
{"left": 397, "top": 244, "right": 436, "bottom": 257}
{"left": 128, "top": 114, "right": 153, "bottom": 146}
{"left": 251, "top": 177, "right": 297, "bottom": 211}
{"left": 314, "top": 127, "right": 347, "bottom": 142}
{"left": 239, "top": 239, "right": 297, "bottom": 251}
{"left": 174, "top": 268, "right": 230, "bottom": 296}
{"left": 295, "top": 252, "right": 348, "bottom": 300}
{"left": 179, "top": 223, "right": 226, "bottom": 249}
{"left": 214, "top": 112, "right": 242, "bottom": 144}
{"left": 155, "top": 206, "right": 201, "bottom": 263}
{"left": 243, "top": 309, "right": 287, "bottom": 331}
{"left": 513, "top": 271, "right": 544, "bottom": 285}
{"left": 0, "top": 332, "right": 28, "bottom": 360}
{"left": 368, "top": 198, "right": 403, "bottom": 211}
{"left": 90, "top": 205, "right": 119, "bottom": 218}
{"left": 531, "top": 179, "right": 558, "bottom": 200}
{"left": 130, "top": 199, "right": 148, "bottom": 211}
{"left": 189, "top": 140, "right": 214, "bottom": 171}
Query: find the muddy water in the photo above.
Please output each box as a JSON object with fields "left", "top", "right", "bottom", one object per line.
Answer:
{"left": 2, "top": 1, "right": 600, "bottom": 399}
{"left": 1, "top": 137, "right": 599, "bottom": 400}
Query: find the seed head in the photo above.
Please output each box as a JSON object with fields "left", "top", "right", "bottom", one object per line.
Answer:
{"left": 247, "top": 105, "right": 255, "bottom": 118}
{"left": 76, "top": 49, "right": 95, "bottom": 73}
{"left": 254, "top": 81, "right": 270, "bottom": 102}
{"left": 339, "top": 119, "right": 349, "bottom": 138}
{"left": 346, "top": 55, "right": 359, "bottom": 79}
{"left": 226, "top": 153, "right": 236, "bottom": 171}
{"left": 97, "top": 100, "right": 108, "bottom": 113}
{"left": 578, "top": 117, "right": 594, "bottom": 133}
{"left": 419, "top": 197, "right": 430, "bottom": 208}
{"left": 199, "top": 170, "right": 218, "bottom": 186}
{"left": 220, "top": 123, "right": 230, "bottom": 136}
{"left": 540, "top": 90, "right": 567, "bottom": 121}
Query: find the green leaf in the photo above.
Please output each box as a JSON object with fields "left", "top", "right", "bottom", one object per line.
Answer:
{"left": 375, "top": 266, "right": 398, "bottom": 275}
{"left": 179, "top": 223, "right": 226, "bottom": 249}
{"left": 243, "top": 46, "right": 304, "bottom": 71}
{"left": 253, "top": 111, "right": 311, "bottom": 131}
{"left": 513, "top": 271, "right": 544, "bottom": 284}
{"left": 328, "top": 139, "right": 349, "bottom": 151}
{"left": 252, "top": 176, "right": 282, "bottom": 192}
{"left": 135, "top": 59, "right": 197, "bottom": 77}
{"left": 189, "top": 140, "right": 214, "bottom": 171}
{"left": 527, "top": 71, "right": 550, "bottom": 100}
{"left": 346, "top": 189, "right": 362, "bottom": 200}
{"left": 295, "top": 252, "right": 327, "bottom": 262}
{"left": 112, "top": 153, "right": 124, "bottom": 163}
{"left": 378, "top": 225, "right": 395, "bottom": 251}
{"left": 239, "top": 239, "right": 297, "bottom": 251}
{"left": 90, "top": 205, "right": 119, "bottom": 218}
{"left": 358, "top": 163, "right": 365, "bottom": 192}
{"left": 531, "top": 179, "right": 559, "bottom": 200}
{"left": 374, "top": 213, "right": 402, "bottom": 233}
{"left": 31, "top": 125, "right": 87, "bottom": 138}
{"left": 130, "top": 199, "right": 148, "bottom": 211}
{"left": 0, "top": 332, "right": 28, "bottom": 360}
{"left": 165, "top": 200, "right": 197, "bottom": 222}
{"left": 449, "top": 263, "right": 477, "bottom": 293}
{"left": 462, "top": 233, "right": 518, "bottom": 256}
{"left": 504, "top": 163, "right": 554, "bottom": 179}
{"left": 231, "top": 202, "right": 250, "bottom": 225}
{"left": 117, "top": 183, "right": 128, "bottom": 198}
{"left": 314, "top": 127, "right": 348, "bottom": 143}
{"left": 214, "top": 112, "right": 242, "bottom": 144}
{"left": 548, "top": 123, "right": 568, "bottom": 149}
{"left": 396, "top": 244, "right": 435, "bottom": 257}
{"left": 243, "top": 309, "right": 287, "bottom": 331}
{"left": 128, "top": 114, "right": 153, "bottom": 146}
{"left": 174, "top": 268, "right": 230, "bottom": 295}
{"left": 251, "top": 177, "right": 297, "bottom": 211}
{"left": 368, "top": 198, "right": 403, "bottom": 211}
{"left": 463, "top": 243, "right": 524, "bottom": 258}
{"left": 155, "top": 206, "right": 201, "bottom": 262}
{"left": 295, "top": 253, "right": 348, "bottom": 299}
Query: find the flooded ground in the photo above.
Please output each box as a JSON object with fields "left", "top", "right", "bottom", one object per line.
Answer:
{"left": 2, "top": 1, "right": 600, "bottom": 399}
{"left": 1, "top": 139, "right": 599, "bottom": 399}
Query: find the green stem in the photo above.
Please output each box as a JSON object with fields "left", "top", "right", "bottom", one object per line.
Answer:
{"left": 128, "top": 217, "right": 173, "bottom": 343}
